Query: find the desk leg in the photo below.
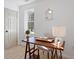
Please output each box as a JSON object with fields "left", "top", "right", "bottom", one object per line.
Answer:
{"left": 33, "top": 44, "right": 35, "bottom": 59}
{"left": 37, "top": 45, "right": 40, "bottom": 59}
{"left": 28, "top": 43, "right": 31, "bottom": 59}
{"left": 24, "top": 42, "right": 28, "bottom": 59}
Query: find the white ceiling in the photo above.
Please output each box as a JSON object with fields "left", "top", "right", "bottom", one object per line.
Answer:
{"left": 4, "top": 0, "right": 35, "bottom": 11}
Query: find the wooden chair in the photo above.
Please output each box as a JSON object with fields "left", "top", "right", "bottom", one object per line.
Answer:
{"left": 59, "top": 41, "right": 65, "bottom": 59}
{"left": 53, "top": 40, "right": 65, "bottom": 59}
{"left": 24, "top": 36, "right": 40, "bottom": 59}
{"left": 37, "top": 46, "right": 51, "bottom": 59}
{"left": 37, "top": 39, "right": 54, "bottom": 59}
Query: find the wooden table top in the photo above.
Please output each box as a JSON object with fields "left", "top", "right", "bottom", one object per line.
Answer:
{"left": 22, "top": 37, "right": 64, "bottom": 51}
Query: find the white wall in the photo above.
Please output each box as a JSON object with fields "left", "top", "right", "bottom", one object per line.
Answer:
{"left": 19, "top": 0, "right": 74, "bottom": 58}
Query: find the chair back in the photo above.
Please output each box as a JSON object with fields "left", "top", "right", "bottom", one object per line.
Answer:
{"left": 61, "top": 40, "right": 65, "bottom": 50}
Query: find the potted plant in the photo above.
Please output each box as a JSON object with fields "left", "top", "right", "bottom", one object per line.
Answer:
{"left": 25, "top": 30, "right": 30, "bottom": 36}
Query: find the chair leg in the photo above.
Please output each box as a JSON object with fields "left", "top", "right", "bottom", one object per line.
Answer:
{"left": 53, "top": 53, "right": 55, "bottom": 59}
{"left": 47, "top": 52, "right": 49, "bottom": 59}
{"left": 54, "top": 49, "right": 58, "bottom": 59}
{"left": 33, "top": 53, "right": 35, "bottom": 59}
{"left": 51, "top": 50, "right": 54, "bottom": 59}
{"left": 55, "top": 50, "right": 58, "bottom": 59}
{"left": 60, "top": 50, "right": 62, "bottom": 59}
{"left": 43, "top": 51, "right": 44, "bottom": 55}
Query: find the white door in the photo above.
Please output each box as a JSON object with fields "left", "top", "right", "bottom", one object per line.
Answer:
{"left": 4, "top": 9, "right": 17, "bottom": 49}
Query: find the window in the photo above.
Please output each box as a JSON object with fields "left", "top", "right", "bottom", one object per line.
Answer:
{"left": 24, "top": 8, "right": 34, "bottom": 34}
{"left": 28, "top": 13, "right": 34, "bottom": 31}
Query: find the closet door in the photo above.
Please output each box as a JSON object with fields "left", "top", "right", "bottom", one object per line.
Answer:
{"left": 4, "top": 9, "right": 17, "bottom": 49}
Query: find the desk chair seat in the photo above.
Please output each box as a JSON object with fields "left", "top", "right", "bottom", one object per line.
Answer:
{"left": 37, "top": 46, "right": 53, "bottom": 59}
{"left": 38, "top": 46, "right": 50, "bottom": 51}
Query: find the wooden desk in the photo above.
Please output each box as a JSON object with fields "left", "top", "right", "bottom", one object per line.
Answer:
{"left": 23, "top": 37, "right": 64, "bottom": 59}
{"left": 23, "top": 38, "right": 64, "bottom": 50}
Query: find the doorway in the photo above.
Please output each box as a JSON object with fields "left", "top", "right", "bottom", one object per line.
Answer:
{"left": 4, "top": 8, "right": 18, "bottom": 49}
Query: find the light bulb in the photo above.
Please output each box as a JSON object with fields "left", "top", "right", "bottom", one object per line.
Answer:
{"left": 48, "top": 10, "right": 52, "bottom": 13}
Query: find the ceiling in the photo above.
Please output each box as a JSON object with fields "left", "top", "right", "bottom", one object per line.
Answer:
{"left": 4, "top": 0, "right": 35, "bottom": 11}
